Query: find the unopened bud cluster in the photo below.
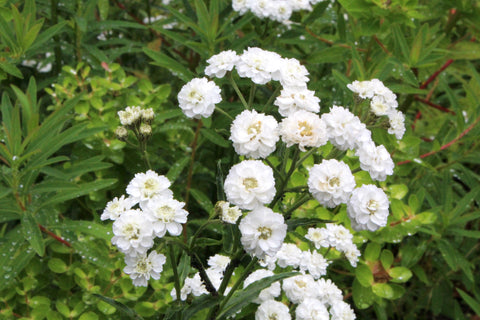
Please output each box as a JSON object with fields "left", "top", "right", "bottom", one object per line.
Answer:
{"left": 116, "top": 106, "right": 155, "bottom": 141}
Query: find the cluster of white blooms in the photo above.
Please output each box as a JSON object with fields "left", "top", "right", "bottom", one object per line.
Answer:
{"left": 347, "top": 79, "right": 406, "bottom": 140}
{"left": 171, "top": 253, "right": 232, "bottom": 301}
{"left": 118, "top": 106, "right": 142, "bottom": 126}
{"left": 347, "top": 184, "right": 390, "bottom": 231}
{"left": 103, "top": 170, "right": 188, "bottom": 286}
{"left": 275, "top": 87, "right": 320, "bottom": 117}
{"left": 279, "top": 110, "right": 328, "bottom": 151}
{"left": 244, "top": 269, "right": 281, "bottom": 304}
{"left": 356, "top": 141, "right": 394, "bottom": 181}
{"left": 232, "top": 0, "right": 323, "bottom": 23}
{"left": 116, "top": 106, "right": 155, "bottom": 141}
{"left": 305, "top": 224, "right": 361, "bottom": 267}
{"left": 177, "top": 77, "right": 222, "bottom": 119}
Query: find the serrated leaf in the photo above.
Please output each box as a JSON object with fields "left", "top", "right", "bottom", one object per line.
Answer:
{"left": 22, "top": 210, "right": 44, "bottom": 256}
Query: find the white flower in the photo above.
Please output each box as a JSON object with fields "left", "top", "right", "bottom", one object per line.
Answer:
{"left": 236, "top": 47, "right": 282, "bottom": 84}
{"left": 216, "top": 201, "right": 243, "bottom": 224}
{"left": 111, "top": 210, "right": 154, "bottom": 256}
{"left": 205, "top": 50, "right": 238, "bottom": 78}
{"left": 322, "top": 105, "right": 371, "bottom": 151}
{"left": 296, "top": 298, "right": 329, "bottom": 320}
{"left": 370, "top": 95, "right": 394, "bottom": 116}
{"left": 232, "top": 0, "right": 249, "bottom": 14}
{"left": 275, "top": 243, "right": 303, "bottom": 269}
{"left": 290, "top": 0, "right": 312, "bottom": 11}
{"left": 126, "top": 170, "right": 173, "bottom": 206}
{"left": 178, "top": 77, "right": 222, "bottom": 119}
{"left": 101, "top": 195, "right": 136, "bottom": 221}
{"left": 239, "top": 207, "right": 287, "bottom": 259}
{"left": 124, "top": 251, "right": 166, "bottom": 286}
{"left": 171, "top": 273, "right": 208, "bottom": 301}
{"left": 118, "top": 106, "right": 142, "bottom": 126}
{"left": 269, "top": 1, "right": 293, "bottom": 22}
{"left": 244, "top": 269, "right": 281, "bottom": 303}
{"left": 256, "top": 300, "right": 291, "bottom": 320}
{"left": 299, "top": 250, "right": 329, "bottom": 279}
{"left": 387, "top": 109, "right": 406, "bottom": 139}
{"left": 208, "top": 254, "right": 231, "bottom": 273}
{"left": 347, "top": 80, "right": 377, "bottom": 99}
{"left": 347, "top": 184, "right": 390, "bottom": 231}
{"left": 305, "top": 227, "right": 330, "bottom": 249}
{"left": 279, "top": 110, "right": 328, "bottom": 151}
{"left": 141, "top": 108, "right": 155, "bottom": 122}
{"left": 230, "top": 110, "right": 279, "bottom": 159}
{"left": 224, "top": 160, "right": 276, "bottom": 210}
{"left": 325, "top": 223, "right": 354, "bottom": 251}
{"left": 356, "top": 141, "right": 394, "bottom": 181}
{"left": 283, "top": 274, "right": 318, "bottom": 304}
{"left": 330, "top": 300, "right": 356, "bottom": 320}
{"left": 274, "top": 58, "right": 309, "bottom": 88}
{"left": 274, "top": 87, "right": 320, "bottom": 117}
{"left": 316, "top": 278, "right": 343, "bottom": 306}
{"left": 308, "top": 159, "right": 356, "bottom": 208}
{"left": 143, "top": 197, "right": 188, "bottom": 237}
{"left": 343, "top": 243, "right": 361, "bottom": 267}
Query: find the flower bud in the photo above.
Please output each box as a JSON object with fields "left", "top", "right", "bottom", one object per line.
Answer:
{"left": 141, "top": 108, "right": 155, "bottom": 124}
{"left": 139, "top": 123, "right": 152, "bottom": 140}
{"left": 115, "top": 126, "right": 128, "bottom": 141}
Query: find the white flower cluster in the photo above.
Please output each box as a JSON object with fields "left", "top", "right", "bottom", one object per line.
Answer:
{"left": 347, "top": 184, "right": 390, "bottom": 231}
{"left": 102, "top": 170, "right": 188, "bottom": 286}
{"left": 171, "top": 254, "right": 232, "bottom": 301}
{"left": 177, "top": 77, "right": 222, "bottom": 119}
{"left": 347, "top": 79, "right": 406, "bottom": 140}
{"left": 305, "top": 224, "right": 361, "bottom": 267}
{"left": 232, "top": 0, "right": 324, "bottom": 23}
{"left": 253, "top": 275, "right": 355, "bottom": 320}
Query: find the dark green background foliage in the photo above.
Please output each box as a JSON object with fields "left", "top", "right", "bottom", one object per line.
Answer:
{"left": 0, "top": 0, "right": 479, "bottom": 319}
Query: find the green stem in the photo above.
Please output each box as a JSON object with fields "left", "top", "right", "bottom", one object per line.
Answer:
{"left": 215, "top": 106, "right": 234, "bottom": 120}
{"left": 264, "top": 158, "right": 285, "bottom": 185}
{"left": 294, "top": 147, "right": 319, "bottom": 170}
{"left": 248, "top": 83, "right": 256, "bottom": 108}
{"left": 285, "top": 193, "right": 312, "bottom": 219}
{"left": 169, "top": 245, "right": 182, "bottom": 302}
{"left": 270, "top": 147, "right": 300, "bottom": 209}
{"left": 262, "top": 85, "right": 281, "bottom": 113}
{"left": 216, "top": 257, "right": 258, "bottom": 319}
{"left": 229, "top": 73, "right": 249, "bottom": 110}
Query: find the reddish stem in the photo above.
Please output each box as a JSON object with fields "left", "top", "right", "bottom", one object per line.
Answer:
{"left": 38, "top": 224, "right": 72, "bottom": 247}
{"left": 414, "top": 96, "right": 456, "bottom": 115}
{"left": 373, "top": 35, "right": 391, "bottom": 55}
{"left": 305, "top": 27, "right": 367, "bottom": 52}
{"left": 419, "top": 59, "right": 454, "bottom": 89}
{"left": 398, "top": 114, "right": 480, "bottom": 165}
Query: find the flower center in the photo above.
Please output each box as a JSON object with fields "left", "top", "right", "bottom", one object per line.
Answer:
{"left": 247, "top": 121, "right": 262, "bottom": 136}
{"left": 243, "top": 177, "right": 258, "bottom": 190}
{"left": 299, "top": 121, "right": 313, "bottom": 137}
{"left": 135, "top": 258, "right": 152, "bottom": 274}
{"left": 156, "top": 205, "right": 175, "bottom": 223}
{"left": 328, "top": 176, "right": 340, "bottom": 188}
{"left": 269, "top": 314, "right": 279, "bottom": 320}
{"left": 123, "top": 224, "right": 140, "bottom": 240}
{"left": 295, "top": 279, "right": 307, "bottom": 288}
{"left": 257, "top": 226, "right": 272, "bottom": 240}
{"left": 367, "top": 199, "right": 378, "bottom": 214}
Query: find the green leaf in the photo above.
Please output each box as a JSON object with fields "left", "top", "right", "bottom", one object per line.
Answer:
{"left": 388, "top": 267, "right": 412, "bottom": 283}
{"left": 449, "top": 42, "right": 480, "bottom": 60}
{"left": 48, "top": 258, "right": 68, "bottom": 273}
{"left": 166, "top": 156, "right": 189, "bottom": 183}
{"left": 391, "top": 25, "right": 410, "bottom": 62}
{"left": 39, "top": 179, "right": 116, "bottom": 208}
{"left": 93, "top": 294, "right": 143, "bottom": 320}
{"left": 27, "top": 21, "right": 68, "bottom": 53}
{"left": 143, "top": 48, "right": 195, "bottom": 82}
{"left": 352, "top": 279, "right": 375, "bottom": 309}
{"left": 449, "top": 228, "right": 480, "bottom": 239}
{"left": 308, "top": 46, "right": 350, "bottom": 64}
{"left": 51, "top": 219, "right": 112, "bottom": 243}
{"left": 372, "top": 283, "right": 394, "bottom": 299}
{"left": 380, "top": 250, "right": 394, "bottom": 270}
{"left": 286, "top": 218, "right": 334, "bottom": 231}
{"left": 21, "top": 209, "right": 44, "bottom": 256}
{"left": 355, "top": 264, "right": 374, "bottom": 287}
{"left": 436, "top": 239, "right": 459, "bottom": 271}
{"left": 217, "top": 272, "right": 298, "bottom": 319}
{"left": 182, "top": 295, "right": 220, "bottom": 319}
{"left": 0, "top": 61, "right": 23, "bottom": 78}
{"left": 457, "top": 289, "right": 480, "bottom": 315}
{"left": 364, "top": 242, "right": 381, "bottom": 262}
{"left": 190, "top": 188, "right": 214, "bottom": 213}
{"left": 201, "top": 128, "right": 230, "bottom": 148}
